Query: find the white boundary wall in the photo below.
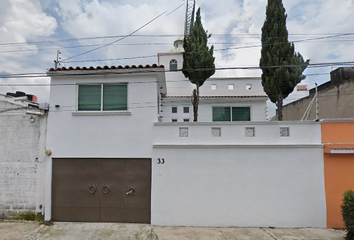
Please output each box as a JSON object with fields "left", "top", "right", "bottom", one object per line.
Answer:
{"left": 152, "top": 122, "right": 326, "bottom": 227}
{"left": 0, "top": 96, "right": 47, "bottom": 218}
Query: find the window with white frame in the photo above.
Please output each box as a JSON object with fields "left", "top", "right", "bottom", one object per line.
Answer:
{"left": 172, "top": 106, "right": 178, "bottom": 113}
{"left": 228, "top": 84, "right": 234, "bottom": 90}
{"left": 212, "top": 107, "right": 251, "bottom": 121}
{"left": 211, "top": 84, "right": 217, "bottom": 90}
{"left": 183, "top": 106, "right": 189, "bottom": 113}
{"left": 78, "top": 84, "right": 127, "bottom": 111}
{"left": 170, "top": 59, "right": 178, "bottom": 71}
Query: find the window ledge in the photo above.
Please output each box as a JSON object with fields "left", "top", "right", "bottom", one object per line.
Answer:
{"left": 72, "top": 111, "right": 131, "bottom": 116}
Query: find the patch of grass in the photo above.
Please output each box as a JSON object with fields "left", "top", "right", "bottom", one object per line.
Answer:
{"left": 8, "top": 211, "right": 44, "bottom": 222}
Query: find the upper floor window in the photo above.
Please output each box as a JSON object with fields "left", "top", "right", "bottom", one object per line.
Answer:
{"left": 246, "top": 84, "right": 252, "bottom": 90}
{"left": 170, "top": 59, "right": 178, "bottom": 71}
{"left": 212, "top": 107, "right": 250, "bottom": 121}
{"left": 183, "top": 106, "right": 189, "bottom": 113}
{"left": 78, "top": 84, "right": 127, "bottom": 111}
{"left": 228, "top": 84, "right": 234, "bottom": 90}
{"left": 172, "top": 106, "right": 178, "bottom": 113}
{"left": 211, "top": 84, "right": 217, "bottom": 90}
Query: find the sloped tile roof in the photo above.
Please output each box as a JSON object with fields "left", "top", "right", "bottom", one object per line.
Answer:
{"left": 48, "top": 64, "right": 164, "bottom": 72}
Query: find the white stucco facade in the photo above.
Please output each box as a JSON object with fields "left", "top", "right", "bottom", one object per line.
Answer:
{"left": 151, "top": 122, "right": 326, "bottom": 227}
{"left": 44, "top": 68, "right": 166, "bottom": 220}
{"left": 42, "top": 46, "right": 327, "bottom": 227}
{"left": 157, "top": 42, "right": 268, "bottom": 122}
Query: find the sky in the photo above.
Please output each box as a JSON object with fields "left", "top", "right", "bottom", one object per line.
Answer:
{"left": 1, "top": 0, "right": 354, "bottom": 115}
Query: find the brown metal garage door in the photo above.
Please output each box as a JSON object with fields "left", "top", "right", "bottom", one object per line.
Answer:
{"left": 52, "top": 158, "right": 151, "bottom": 223}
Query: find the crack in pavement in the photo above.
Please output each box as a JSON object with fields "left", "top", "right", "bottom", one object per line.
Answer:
{"left": 262, "top": 228, "right": 278, "bottom": 240}
{"left": 219, "top": 228, "right": 228, "bottom": 240}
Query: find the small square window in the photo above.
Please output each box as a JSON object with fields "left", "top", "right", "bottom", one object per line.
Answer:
{"left": 179, "top": 127, "right": 189, "bottom": 137}
{"left": 228, "top": 84, "right": 234, "bottom": 90}
{"left": 245, "top": 127, "right": 255, "bottom": 137}
{"left": 280, "top": 127, "right": 290, "bottom": 137}
{"left": 212, "top": 127, "right": 221, "bottom": 137}
{"left": 172, "top": 119, "right": 178, "bottom": 122}
{"left": 246, "top": 84, "right": 252, "bottom": 90}
{"left": 211, "top": 84, "right": 217, "bottom": 90}
{"left": 183, "top": 107, "right": 189, "bottom": 113}
{"left": 172, "top": 107, "right": 177, "bottom": 113}
{"left": 183, "top": 118, "right": 189, "bottom": 122}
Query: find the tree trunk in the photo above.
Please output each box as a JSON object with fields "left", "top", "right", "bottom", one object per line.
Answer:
{"left": 191, "top": 82, "right": 200, "bottom": 122}
{"left": 277, "top": 93, "right": 284, "bottom": 121}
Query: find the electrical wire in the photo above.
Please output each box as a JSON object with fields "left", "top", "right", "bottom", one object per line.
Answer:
{"left": 0, "top": 60, "right": 353, "bottom": 79}
{"left": 59, "top": 11, "right": 167, "bottom": 62}
{"left": 1, "top": 33, "right": 353, "bottom": 47}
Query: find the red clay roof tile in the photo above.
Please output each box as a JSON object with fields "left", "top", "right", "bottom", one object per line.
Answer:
{"left": 49, "top": 64, "right": 164, "bottom": 72}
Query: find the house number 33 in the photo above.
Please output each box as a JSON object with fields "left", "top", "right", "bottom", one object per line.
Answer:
{"left": 157, "top": 158, "right": 165, "bottom": 164}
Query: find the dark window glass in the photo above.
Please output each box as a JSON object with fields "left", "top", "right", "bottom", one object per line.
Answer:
{"left": 232, "top": 107, "right": 251, "bottom": 121}
{"left": 78, "top": 85, "right": 101, "bottom": 111}
{"left": 103, "top": 85, "right": 127, "bottom": 111}
{"left": 212, "top": 107, "right": 231, "bottom": 121}
{"left": 170, "top": 60, "right": 177, "bottom": 71}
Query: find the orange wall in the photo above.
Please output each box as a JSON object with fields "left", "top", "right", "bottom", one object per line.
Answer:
{"left": 322, "top": 122, "right": 354, "bottom": 228}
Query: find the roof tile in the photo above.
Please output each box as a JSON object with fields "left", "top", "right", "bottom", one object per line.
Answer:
{"left": 49, "top": 64, "right": 164, "bottom": 72}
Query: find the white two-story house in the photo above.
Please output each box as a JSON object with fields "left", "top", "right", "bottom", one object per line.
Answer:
{"left": 43, "top": 41, "right": 326, "bottom": 228}
{"left": 157, "top": 40, "right": 268, "bottom": 122}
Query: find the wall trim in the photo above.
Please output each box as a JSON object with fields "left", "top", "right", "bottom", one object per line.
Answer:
{"left": 153, "top": 144, "right": 324, "bottom": 149}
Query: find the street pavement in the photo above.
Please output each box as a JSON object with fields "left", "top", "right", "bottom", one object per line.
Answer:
{"left": 0, "top": 221, "right": 346, "bottom": 240}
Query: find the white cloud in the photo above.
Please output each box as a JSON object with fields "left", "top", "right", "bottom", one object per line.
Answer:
{"left": 0, "top": 0, "right": 57, "bottom": 101}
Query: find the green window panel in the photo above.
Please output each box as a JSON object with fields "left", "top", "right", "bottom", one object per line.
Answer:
{"left": 232, "top": 107, "right": 251, "bottom": 121}
{"left": 78, "top": 84, "right": 127, "bottom": 111}
{"left": 78, "top": 85, "right": 101, "bottom": 111}
{"left": 103, "top": 85, "right": 127, "bottom": 111}
{"left": 212, "top": 107, "right": 251, "bottom": 122}
{"left": 212, "top": 107, "right": 231, "bottom": 121}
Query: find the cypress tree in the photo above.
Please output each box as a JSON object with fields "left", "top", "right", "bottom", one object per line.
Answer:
{"left": 183, "top": 7, "right": 215, "bottom": 122}
{"left": 260, "top": 0, "right": 309, "bottom": 121}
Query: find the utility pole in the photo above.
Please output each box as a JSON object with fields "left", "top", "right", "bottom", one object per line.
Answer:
{"left": 315, "top": 83, "right": 319, "bottom": 119}
{"left": 54, "top": 50, "right": 61, "bottom": 69}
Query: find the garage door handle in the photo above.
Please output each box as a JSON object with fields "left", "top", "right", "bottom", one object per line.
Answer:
{"left": 102, "top": 185, "right": 111, "bottom": 194}
{"left": 89, "top": 185, "right": 97, "bottom": 194}
{"left": 126, "top": 188, "right": 135, "bottom": 195}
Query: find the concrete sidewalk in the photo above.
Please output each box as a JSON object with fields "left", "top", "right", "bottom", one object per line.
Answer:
{"left": 0, "top": 221, "right": 345, "bottom": 240}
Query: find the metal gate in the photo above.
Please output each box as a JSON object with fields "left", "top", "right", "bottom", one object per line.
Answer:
{"left": 52, "top": 158, "right": 151, "bottom": 223}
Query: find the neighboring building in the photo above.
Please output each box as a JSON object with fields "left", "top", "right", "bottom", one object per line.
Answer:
{"left": 0, "top": 92, "right": 47, "bottom": 219}
{"left": 157, "top": 40, "right": 268, "bottom": 122}
{"left": 322, "top": 120, "right": 354, "bottom": 228}
{"left": 283, "top": 67, "right": 354, "bottom": 120}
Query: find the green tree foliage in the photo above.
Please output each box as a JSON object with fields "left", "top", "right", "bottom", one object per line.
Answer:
{"left": 260, "top": 0, "right": 309, "bottom": 121}
{"left": 183, "top": 8, "right": 215, "bottom": 122}
{"left": 342, "top": 190, "right": 354, "bottom": 240}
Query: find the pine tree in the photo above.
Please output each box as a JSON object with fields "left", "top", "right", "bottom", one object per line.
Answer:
{"left": 260, "top": 0, "right": 309, "bottom": 121}
{"left": 183, "top": 8, "right": 215, "bottom": 122}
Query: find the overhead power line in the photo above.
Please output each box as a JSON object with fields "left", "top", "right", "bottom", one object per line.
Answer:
{"left": 1, "top": 33, "right": 353, "bottom": 47}
{"left": 0, "top": 59, "right": 352, "bottom": 79}
{"left": 60, "top": 11, "right": 167, "bottom": 62}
